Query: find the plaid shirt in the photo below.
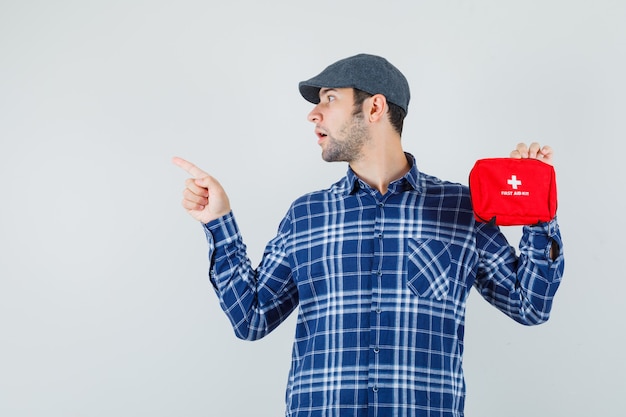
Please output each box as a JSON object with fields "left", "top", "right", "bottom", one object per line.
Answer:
{"left": 203, "top": 154, "right": 564, "bottom": 417}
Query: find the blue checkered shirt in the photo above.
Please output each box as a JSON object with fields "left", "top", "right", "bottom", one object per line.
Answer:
{"left": 203, "top": 154, "right": 564, "bottom": 417}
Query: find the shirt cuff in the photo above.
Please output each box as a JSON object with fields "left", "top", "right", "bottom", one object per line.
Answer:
{"left": 522, "top": 217, "right": 562, "bottom": 261}
{"left": 202, "top": 211, "right": 239, "bottom": 248}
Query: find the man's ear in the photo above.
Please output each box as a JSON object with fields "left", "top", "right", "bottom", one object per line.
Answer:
{"left": 367, "top": 94, "right": 388, "bottom": 122}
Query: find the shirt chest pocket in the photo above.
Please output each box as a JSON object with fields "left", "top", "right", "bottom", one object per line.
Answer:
{"left": 406, "top": 238, "right": 451, "bottom": 301}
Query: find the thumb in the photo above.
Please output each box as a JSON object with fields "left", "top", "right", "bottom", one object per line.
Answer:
{"left": 195, "top": 175, "right": 231, "bottom": 214}
{"left": 194, "top": 174, "right": 221, "bottom": 190}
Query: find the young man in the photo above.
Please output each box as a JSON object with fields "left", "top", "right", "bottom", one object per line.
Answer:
{"left": 174, "top": 54, "right": 564, "bottom": 417}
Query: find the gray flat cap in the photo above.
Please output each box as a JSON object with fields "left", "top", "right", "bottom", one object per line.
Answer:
{"left": 298, "top": 53, "right": 410, "bottom": 114}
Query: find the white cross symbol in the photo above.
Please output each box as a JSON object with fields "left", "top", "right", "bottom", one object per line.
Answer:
{"left": 507, "top": 175, "right": 522, "bottom": 189}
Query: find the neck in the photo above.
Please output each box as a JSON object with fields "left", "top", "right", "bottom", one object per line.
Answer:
{"left": 349, "top": 137, "right": 410, "bottom": 195}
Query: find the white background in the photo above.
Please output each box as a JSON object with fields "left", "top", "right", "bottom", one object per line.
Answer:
{"left": 1, "top": 1, "right": 624, "bottom": 416}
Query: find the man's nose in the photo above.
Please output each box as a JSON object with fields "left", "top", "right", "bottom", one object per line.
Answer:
{"left": 307, "top": 105, "right": 321, "bottom": 123}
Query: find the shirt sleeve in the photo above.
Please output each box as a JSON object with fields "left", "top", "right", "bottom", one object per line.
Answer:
{"left": 203, "top": 211, "right": 298, "bottom": 340}
{"left": 473, "top": 217, "right": 565, "bottom": 325}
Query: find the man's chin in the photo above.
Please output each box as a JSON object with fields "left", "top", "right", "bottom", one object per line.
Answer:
{"left": 321, "top": 152, "right": 342, "bottom": 163}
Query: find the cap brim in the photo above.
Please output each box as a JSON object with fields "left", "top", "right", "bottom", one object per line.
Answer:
{"left": 298, "top": 82, "right": 323, "bottom": 104}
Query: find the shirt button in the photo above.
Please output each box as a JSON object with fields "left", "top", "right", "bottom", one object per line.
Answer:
{"left": 372, "top": 386, "right": 379, "bottom": 393}
{"left": 373, "top": 347, "right": 380, "bottom": 353}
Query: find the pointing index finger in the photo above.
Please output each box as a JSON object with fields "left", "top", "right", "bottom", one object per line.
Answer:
{"left": 172, "top": 156, "right": 208, "bottom": 179}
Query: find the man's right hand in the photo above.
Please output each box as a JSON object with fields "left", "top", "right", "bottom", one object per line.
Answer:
{"left": 172, "top": 157, "right": 231, "bottom": 224}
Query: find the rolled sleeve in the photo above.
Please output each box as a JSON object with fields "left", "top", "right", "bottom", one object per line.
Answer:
{"left": 475, "top": 217, "right": 565, "bottom": 325}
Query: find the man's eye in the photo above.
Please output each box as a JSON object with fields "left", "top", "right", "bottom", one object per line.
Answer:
{"left": 327, "top": 95, "right": 335, "bottom": 102}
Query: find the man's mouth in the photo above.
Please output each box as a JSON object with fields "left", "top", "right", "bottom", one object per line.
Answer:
{"left": 315, "top": 127, "right": 328, "bottom": 143}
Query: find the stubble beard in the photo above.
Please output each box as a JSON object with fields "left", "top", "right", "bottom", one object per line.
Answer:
{"left": 321, "top": 112, "right": 370, "bottom": 163}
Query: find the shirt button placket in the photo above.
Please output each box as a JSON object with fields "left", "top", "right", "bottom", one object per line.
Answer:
{"left": 369, "top": 198, "right": 386, "bottom": 413}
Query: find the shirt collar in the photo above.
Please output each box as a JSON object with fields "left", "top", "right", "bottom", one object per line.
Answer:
{"left": 342, "top": 152, "right": 423, "bottom": 196}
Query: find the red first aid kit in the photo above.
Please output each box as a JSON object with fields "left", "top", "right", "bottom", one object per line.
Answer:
{"left": 469, "top": 158, "right": 558, "bottom": 226}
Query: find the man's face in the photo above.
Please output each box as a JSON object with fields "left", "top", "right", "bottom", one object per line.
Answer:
{"left": 307, "top": 88, "right": 371, "bottom": 163}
